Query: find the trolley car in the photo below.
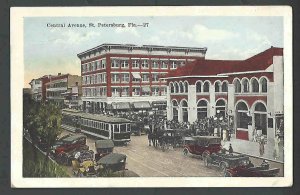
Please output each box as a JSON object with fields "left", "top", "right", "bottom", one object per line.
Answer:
{"left": 62, "top": 109, "right": 131, "bottom": 144}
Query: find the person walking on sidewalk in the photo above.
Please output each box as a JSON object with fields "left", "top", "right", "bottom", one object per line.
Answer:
{"left": 259, "top": 135, "right": 265, "bottom": 156}
{"left": 228, "top": 144, "right": 233, "bottom": 154}
{"left": 273, "top": 134, "right": 280, "bottom": 160}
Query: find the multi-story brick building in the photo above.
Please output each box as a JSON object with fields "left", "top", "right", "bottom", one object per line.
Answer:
{"left": 45, "top": 73, "right": 82, "bottom": 108}
{"left": 29, "top": 75, "right": 52, "bottom": 102}
{"left": 164, "top": 47, "right": 284, "bottom": 144}
{"left": 77, "top": 43, "right": 207, "bottom": 113}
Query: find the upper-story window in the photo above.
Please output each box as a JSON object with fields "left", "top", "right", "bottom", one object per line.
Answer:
{"left": 121, "top": 60, "right": 129, "bottom": 69}
{"left": 152, "top": 73, "right": 159, "bottom": 82}
{"left": 222, "top": 82, "right": 228, "bottom": 92}
{"left": 121, "top": 73, "right": 130, "bottom": 82}
{"left": 203, "top": 81, "right": 210, "bottom": 92}
{"left": 86, "top": 76, "right": 90, "bottom": 84}
{"left": 91, "top": 62, "right": 96, "bottom": 71}
{"left": 111, "top": 73, "right": 120, "bottom": 83}
{"left": 121, "top": 87, "right": 129, "bottom": 96}
{"left": 196, "top": 81, "right": 202, "bottom": 93}
{"left": 179, "top": 82, "right": 184, "bottom": 93}
{"left": 251, "top": 78, "right": 259, "bottom": 93}
{"left": 111, "top": 59, "right": 119, "bottom": 68}
{"left": 102, "top": 73, "right": 107, "bottom": 83}
{"left": 152, "top": 87, "right": 159, "bottom": 96}
{"left": 184, "top": 81, "right": 188, "bottom": 93}
{"left": 87, "top": 63, "right": 91, "bottom": 72}
{"left": 161, "top": 61, "right": 168, "bottom": 69}
{"left": 132, "top": 87, "right": 140, "bottom": 96}
{"left": 101, "top": 59, "right": 106, "bottom": 69}
{"left": 260, "top": 77, "right": 268, "bottom": 93}
{"left": 96, "top": 60, "right": 101, "bottom": 70}
{"left": 170, "top": 61, "right": 177, "bottom": 69}
{"left": 142, "top": 73, "right": 149, "bottom": 82}
{"left": 151, "top": 61, "right": 159, "bottom": 69}
{"left": 242, "top": 79, "right": 250, "bottom": 93}
{"left": 111, "top": 87, "right": 120, "bottom": 97}
{"left": 160, "top": 86, "right": 167, "bottom": 96}
{"left": 170, "top": 83, "right": 174, "bottom": 93}
{"left": 132, "top": 59, "right": 139, "bottom": 69}
{"left": 234, "top": 79, "right": 241, "bottom": 93}
{"left": 141, "top": 60, "right": 149, "bottom": 69}
{"left": 215, "top": 81, "right": 221, "bottom": 92}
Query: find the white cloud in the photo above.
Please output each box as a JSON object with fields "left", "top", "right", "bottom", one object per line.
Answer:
{"left": 115, "top": 27, "right": 140, "bottom": 37}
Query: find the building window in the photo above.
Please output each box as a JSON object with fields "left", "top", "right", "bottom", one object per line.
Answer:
{"left": 87, "top": 76, "right": 90, "bottom": 84}
{"left": 121, "top": 60, "right": 129, "bottom": 69}
{"left": 121, "top": 73, "right": 130, "bottom": 82}
{"left": 242, "top": 79, "right": 250, "bottom": 93}
{"left": 102, "top": 73, "right": 106, "bottom": 83}
{"left": 216, "top": 99, "right": 226, "bottom": 118}
{"left": 222, "top": 82, "right": 228, "bottom": 92}
{"left": 141, "top": 73, "right": 149, "bottom": 82}
{"left": 181, "top": 100, "right": 188, "bottom": 122}
{"left": 260, "top": 77, "right": 268, "bottom": 93}
{"left": 152, "top": 61, "right": 159, "bottom": 69}
{"left": 170, "top": 83, "right": 174, "bottom": 93}
{"left": 132, "top": 87, "right": 140, "bottom": 96}
{"left": 102, "top": 59, "right": 106, "bottom": 69}
{"left": 184, "top": 81, "right": 188, "bottom": 93}
{"left": 170, "top": 61, "right": 177, "bottom": 69}
{"left": 141, "top": 60, "right": 149, "bottom": 69}
{"left": 152, "top": 73, "right": 159, "bottom": 82}
{"left": 196, "top": 81, "right": 202, "bottom": 93}
{"left": 179, "top": 82, "right": 184, "bottom": 93}
{"left": 132, "top": 59, "right": 139, "bottom": 69}
{"left": 111, "top": 87, "right": 120, "bottom": 97}
{"left": 251, "top": 78, "right": 259, "bottom": 93}
{"left": 234, "top": 79, "right": 241, "bottom": 93}
{"left": 254, "top": 102, "right": 267, "bottom": 135}
{"left": 172, "top": 100, "right": 178, "bottom": 121}
{"left": 96, "top": 60, "right": 101, "bottom": 70}
{"left": 174, "top": 82, "right": 179, "bottom": 93}
{"left": 236, "top": 102, "right": 249, "bottom": 129}
{"left": 141, "top": 86, "right": 150, "bottom": 96}
{"left": 215, "top": 81, "right": 221, "bottom": 92}
{"left": 121, "top": 87, "right": 129, "bottom": 96}
{"left": 111, "top": 73, "right": 120, "bottom": 83}
{"left": 203, "top": 81, "right": 210, "bottom": 92}
{"left": 160, "top": 87, "right": 167, "bottom": 96}
{"left": 152, "top": 87, "right": 159, "bottom": 96}
{"left": 161, "top": 61, "right": 168, "bottom": 69}
{"left": 111, "top": 59, "right": 119, "bottom": 68}
{"left": 197, "top": 100, "right": 208, "bottom": 120}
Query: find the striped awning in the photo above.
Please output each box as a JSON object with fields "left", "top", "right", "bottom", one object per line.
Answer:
{"left": 132, "top": 101, "right": 151, "bottom": 109}
{"left": 112, "top": 102, "right": 131, "bottom": 110}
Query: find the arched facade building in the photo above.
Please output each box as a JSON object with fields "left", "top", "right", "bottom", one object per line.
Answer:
{"left": 165, "top": 47, "right": 284, "bottom": 143}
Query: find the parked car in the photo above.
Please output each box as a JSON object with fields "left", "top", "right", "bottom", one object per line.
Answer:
{"left": 71, "top": 150, "right": 97, "bottom": 177}
{"left": 183, "top": 136, "right": 222, "bottom": 158}
{"left": 52, "top": 134, "right": 87, "bottom": 155}
{"left": 224, "top": 160, "right": 280, "bottom": 177}
{"left": 203, "top": 153, "right": 250, "bottom": 172}
{"left": 97, "top": 153, "right": 127, "bottom": 174}
{"left": 94, "top": 140, "right": 114, "bottom": 162}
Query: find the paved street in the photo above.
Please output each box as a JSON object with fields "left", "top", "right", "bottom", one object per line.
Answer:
{"left": 60, "top": 130, "right": 283, "bottom": 177}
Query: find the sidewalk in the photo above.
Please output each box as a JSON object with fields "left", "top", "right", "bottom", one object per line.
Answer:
{"left": 222, "top": 138, "right": 284, "bottom": 163}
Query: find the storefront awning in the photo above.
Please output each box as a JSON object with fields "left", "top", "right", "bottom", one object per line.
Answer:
{"left": 152, "top": 101, "right": 167, "bottom": 107}
{"left": 131, "top": 72, "right": 141, "bottom": 79}
{"left": 132, "top": 101, "right": 151, "bottom": 109}
{"left": 141, "top": 86, "right": 151, "bottom": 92}
{"left": 112, "top": 102, "right": 131, "bottom": 110}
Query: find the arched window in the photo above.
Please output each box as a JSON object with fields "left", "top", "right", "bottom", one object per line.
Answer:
{"left": 251, "top": 78, "right": 259, "bottom": 93}
{"left": 181, "top": 100, "right": 188, "bottom": 122}
{"left": 196, "top": 81, "right": 202, "bottom": 93}
{"left": 215, "top": 81, "right": 221, "bottom": 92}
{"left": 236, "top": 102, "right": 249, "bottom": 129}
{"left": 216, "top": 99, "right": 226, "bottom": 118}
{"left": 222, "top": 82, "right": 228, "bottom": 92}
{"left": 170, "top": 83, "right": 174, "bottom": 93}
{"left": 203, "top": 81, "right": 210, "bottom": 92}
{"left": 197, "top": 100, "right": 208, "bottom": 120}
{"left": 242, "top": 79, "right": 249, "bottom": 93}
{"left": 172, "top": 100, "right": 178, "bottom": 121}
{"left": 260, "top": 78, "right": 268, "bottom": 93}
{"left": 234, "top": 79, "right": 241, "bottom": 93}
{"left": 179, "top": 82, "right": 184, "bottom": 93}
{"left": 174, "top": 82, "right": 179, "bottom": 93}
{"left": 184, "top": 81, "right": 188, "bottom": 93}
{"left": 254, "top": 102, "right": 267, "bottom": 136}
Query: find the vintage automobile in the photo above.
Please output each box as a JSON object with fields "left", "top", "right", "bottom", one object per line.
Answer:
{"left": 224, "top": 160, "right": 280, "bottom": 177}
{"left": 203, "top": 153, "right": 250, "bottom": 172}
{"left": 183, "top": 136, "right": 222, "bottom": 158}
{"left": 71, "top": 150, "right": 98, "bottom": 177}
{"left": 97, "top": 153, "right": 127, "bottom": 175}
{"left": 94, "top": 139, "right": 114, "bottom": 162}
{"left": 52, "top": 134, "right": 87, "bottom": 155}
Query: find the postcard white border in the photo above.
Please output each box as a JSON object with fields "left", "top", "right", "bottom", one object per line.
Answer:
{"left": 11, "top": 6, "right": 293, "bottom": 188}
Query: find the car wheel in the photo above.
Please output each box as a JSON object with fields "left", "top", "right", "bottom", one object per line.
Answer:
{"left": 219, "top": 162, "right": 227, "bottom": 173}
{"left": 183, "top": 148, "right": 188, "bottom": 156}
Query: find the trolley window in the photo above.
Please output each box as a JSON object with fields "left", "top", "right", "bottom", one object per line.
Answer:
{"left": 105, "top": 123, "right": 109, "bottom": 131}
{"left": 120, "top": 124, "right": 126, "bottom": 132}
{"left": 126, "top": 124, "right": 131, "bottom": 132}
{"left": 114, "top": 124, "right": 120, "bottom": 133}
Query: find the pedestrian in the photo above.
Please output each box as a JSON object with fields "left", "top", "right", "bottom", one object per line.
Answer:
{"left": 148, "top": 125, "right": 152, "bottom": 146}
{"left": 259, "top": 135, "right": 265, "bottom": 156}
{"left": 273, "top": 134, "right": 280, "bottom": 160}
{"left": 228, "top": 144, "right": 233, "bottom": 154}
{"left": 252, "top": 127, "right": 257, "bottom": 142}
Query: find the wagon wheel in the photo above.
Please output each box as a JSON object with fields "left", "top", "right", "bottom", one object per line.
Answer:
{"left": 183, "top": 148, "right": 188, "bottom": 156}
{"left": 219, "top": 162, "right": 227, "bottom": 173}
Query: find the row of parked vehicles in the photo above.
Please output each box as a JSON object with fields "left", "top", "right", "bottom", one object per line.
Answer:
{"left": 49, "top": 133, "right": 139, "bottom": 177}
{"left": 182, "top": 136, "right": 280, "bottom": 177}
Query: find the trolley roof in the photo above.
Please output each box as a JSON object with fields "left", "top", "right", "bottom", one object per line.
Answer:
{"left": 62, "top": 109, "right": 132, "bottom": 123}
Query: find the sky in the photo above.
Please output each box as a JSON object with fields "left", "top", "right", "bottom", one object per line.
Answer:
{"left": 24, "top": 16, "right": 283, "bottom": 88}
